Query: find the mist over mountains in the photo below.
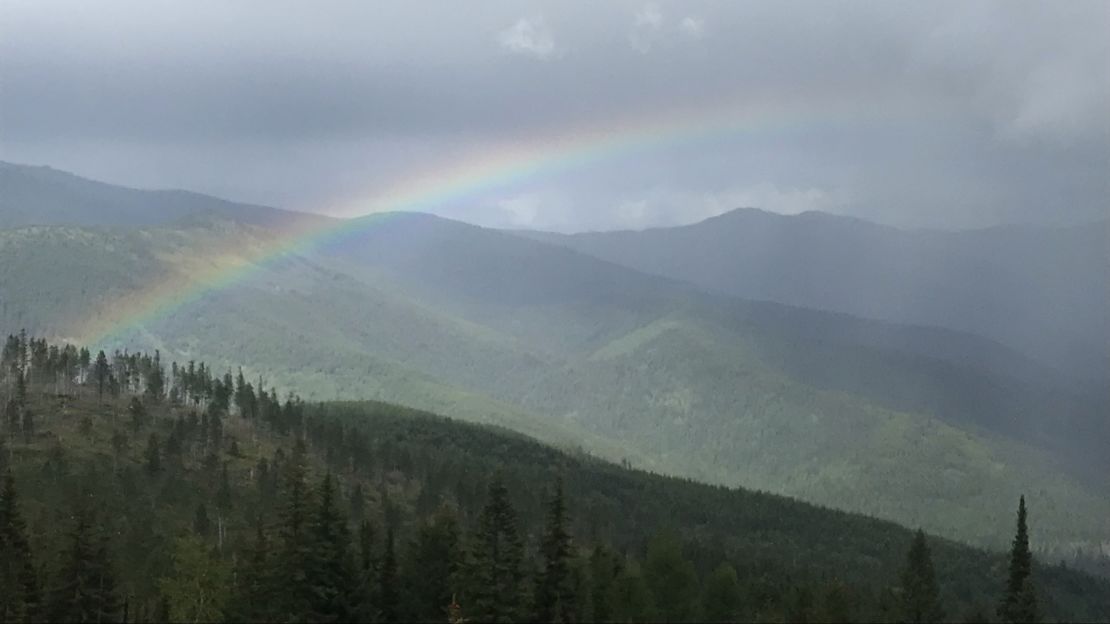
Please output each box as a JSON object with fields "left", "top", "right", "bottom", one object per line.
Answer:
{"left": 2, "top": 161, "right": 1108, "bottom": 559}
{"left": 521, "top": 207, "right": 1110, "bottom": 382}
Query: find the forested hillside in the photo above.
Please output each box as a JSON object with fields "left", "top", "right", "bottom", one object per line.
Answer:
{"left": 2, "top": 334, "right": 1107, "bottom": 622}
{"left": 1, "top": 190, "right": 1108, "bottom": 556}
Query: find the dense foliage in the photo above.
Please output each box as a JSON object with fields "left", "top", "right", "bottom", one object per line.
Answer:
{"left": 1, "top": 334, "right": 1108, "bottom": 622}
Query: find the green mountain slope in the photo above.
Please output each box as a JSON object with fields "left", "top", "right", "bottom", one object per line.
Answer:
{"left": 2, "top": 219, "right": 1107, "bottom": 556}
{"left": 1, "top": 169, "right": 1107, "bottom": 558}
{"left": 3, "top": 344, "right": 1109, "bottom": 621}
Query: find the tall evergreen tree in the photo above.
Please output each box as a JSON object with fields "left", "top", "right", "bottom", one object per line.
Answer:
{"left": 402, "top": 505, "right": 463, "bottom": 623}
{"left": 0, "top": 472, "right": 41, "bottom": 622}
{"left": 379, "top": 527, "right": 400, "bottom": 624}
{"left": 470, "top": 474, "right": 528, "bottom": 623}
{"left": 307, "top": 473, "right": 355, "bottom": 623}
{"left": 145, "top": 363, "right": 164, "bottom": 403}
{"left": 901, "top": 529, "right": 943, "bottom": 624}
{"left": 93, "top": 351, "right": 110, "bottom": 400}
{"left": 589, "top": 545, "right": 621, "bottom": 624}
{"left": 352, "top": 519, "right": 379, "bottom": 623}
{"left": 49, "top": 510, "right": 121, "bottom": 623}
{"left": 536, "top": 476, "right": 575, "bottom": 623}
{"left": 999, "top": 496, "right": 1039, "bottom": 623}
{"left": 228, "top": 519, "right": 274, "bottom": 623}
{"left": 275, "top": 438, "right": 314, "bottom": 619}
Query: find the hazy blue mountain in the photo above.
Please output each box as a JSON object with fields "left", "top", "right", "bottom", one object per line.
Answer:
{"left": 0, "top": 160, "right": 328, "bottom": 229}
{"left": 520, "top": 208, "right": 1110, "bottom": 381}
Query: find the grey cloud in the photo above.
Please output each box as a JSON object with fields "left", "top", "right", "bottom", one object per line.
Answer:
{"left": 0, "top": 0, "right": 1106, "bottom": 230}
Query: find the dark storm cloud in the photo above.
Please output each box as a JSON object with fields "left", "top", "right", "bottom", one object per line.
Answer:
{"left": 1, "top": 0, "right": 1106, "bottom": 230}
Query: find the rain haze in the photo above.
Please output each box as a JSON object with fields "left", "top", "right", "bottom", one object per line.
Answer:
{"left": 2, "top": 0, "right": 1107, "bottom": 231}
{"left": 3, "top": 3, "right": 1110, "bottom": 619}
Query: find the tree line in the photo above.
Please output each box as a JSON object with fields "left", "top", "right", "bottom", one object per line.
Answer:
{"left": 0, "top": 333, "right": 1068, "bottom": 622}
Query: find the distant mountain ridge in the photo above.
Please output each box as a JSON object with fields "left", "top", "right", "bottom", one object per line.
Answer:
{"left": 518, "top": 207, "right": 1110, "bottom": 381}
{"left": 0, "top": 160, "right": 330, "bottom": 229}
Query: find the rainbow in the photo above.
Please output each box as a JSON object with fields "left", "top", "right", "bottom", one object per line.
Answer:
{"left": 82, "top": 92, "right": 938, "bottom": 349}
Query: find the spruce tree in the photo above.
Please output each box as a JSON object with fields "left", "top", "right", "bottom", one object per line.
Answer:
{"left": 901, "top": 529, "right": 943, "bottom": 623}
{"left": 93, "top": 351, "right": 110, "bottom": 400}
{"left": 402, "top": 505, "right": 462, "bottom": 622}
{"left": 0, "top": 472, "right": 41, "bottom": 622}
{"left": 307, "top": 473, "right": 355, "bottom": 622}
{"left": 379, "top": 527, "right": 400, "bottom": 623}
{"left": 471, "top": 474, "right": 528, "bottom": 623}
{"left": 999, "top": 496, "right": 1039, "bottom": 623}
{"left": 352, "top": 519, "right": 379, "bottom": 623}
{"left": 228, "top": 519, "right": 274, "bottom": 623}
{"left": 589, "top": 545, "right": 621, "bottom": 624}
{"left": 536, "top": 476, "right": 575, "bottom": 623}
{"left": 275, "top": 438, "right": 314, "bottom": 619}
{"left": 49, "top": 510, "right": 121, "bottom": 623}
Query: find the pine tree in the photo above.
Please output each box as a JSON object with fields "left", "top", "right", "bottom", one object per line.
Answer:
{"left": 49, "top": 510, "right": 121, "bottom": 623}
{"left": 402, "top": 505, "right": 463, "bottom": 622}
{"left": 0, "top": 472, "right": 41, "bottom": 622}
{"left": 999, "top": 496, "right": 1039, "bottom": 623}
{"left": 93, "top": 351, "right": 110, "bottom": 400}
{"left": 275, "top": 438, "right": 314, "bottom": 619}
{"left": 901, "top": 529, "right": 943, "bottom": 623}
{"left": 352, "top": 519, "right": 379, "bottom": 623}
{"left": 228, "top": 519, "right": 274, "bottom": 623}
{"left": 145, "top": 363, "right": 164, "bottom": 403}
{"left": 471, "top": 474, "right": 528, "bottom": 623}
{"left": 536, "top": 476, "right": 575, "bottom": 623}
{"left": 307, "top": 473, "right": 355, "bottom": 623}
{"left": 589, "top": 545, "right": 621, "bottom": 624}
{"left": 379, "top": 527, "right": 400, "bottom": 624}
{"left": 702, "top": 562, "right": 742, "bottom": 623}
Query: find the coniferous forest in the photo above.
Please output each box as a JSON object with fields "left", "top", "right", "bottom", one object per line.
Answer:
{"left": 1, "top": 332, "right": 1108, "bottom": 623}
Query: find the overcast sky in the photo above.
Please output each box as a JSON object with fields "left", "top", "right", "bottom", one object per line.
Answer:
{"left": 1, "top": 0, "right": 1107, "bottom": 231}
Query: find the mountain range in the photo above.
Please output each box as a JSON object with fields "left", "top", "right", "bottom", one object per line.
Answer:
{"left": 520, "top": 207, "right": 1110, "bottom": 382}
{"left": 1, "top": 160, "right": 1107, "bottom": 557}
